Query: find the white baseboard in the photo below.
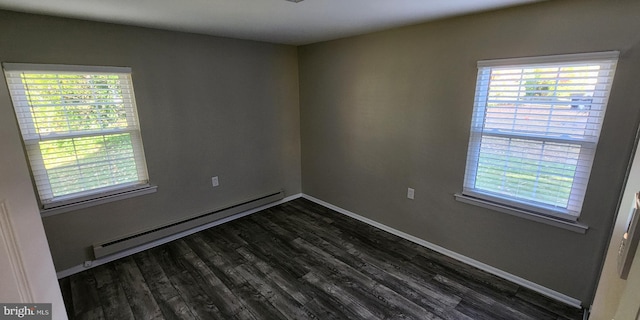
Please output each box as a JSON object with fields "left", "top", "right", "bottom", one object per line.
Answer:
{"left": 301, "top": 194, "right": 583, "bottom": 309}
{"left": 56, "top": 193, "right": 302, "bottom": 279}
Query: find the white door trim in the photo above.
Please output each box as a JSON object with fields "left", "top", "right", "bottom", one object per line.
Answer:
{"left": 0, "top": 201, "right": 34, "bottom": 302}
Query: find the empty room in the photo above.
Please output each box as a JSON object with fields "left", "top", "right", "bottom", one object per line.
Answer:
{"left": 1, "top": 0, "right": 640, "bottom": 319}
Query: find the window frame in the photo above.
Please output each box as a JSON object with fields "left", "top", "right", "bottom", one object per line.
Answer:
{"left": 460, "top": 52, "right": 619, "bottom": 222}
{"left": 3, "top": 63, "right": 154, "bottom": 213}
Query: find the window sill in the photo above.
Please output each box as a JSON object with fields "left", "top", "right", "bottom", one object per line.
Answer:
{"left": 40, "top": 185, "right": 158, "bottom": 218}
{"left": 454, "top": 193, "right": 589, "bottom": 234}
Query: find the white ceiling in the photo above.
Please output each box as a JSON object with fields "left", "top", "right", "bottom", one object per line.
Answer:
{"left": 0, "top": 0, "right": 542, "bottom": 45}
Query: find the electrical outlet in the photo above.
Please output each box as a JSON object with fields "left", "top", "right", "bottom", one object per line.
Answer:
{"left": 407, "top": 188, "right": 415, "bottom": 200}
{"left": 212, "top": 176, "right": 219, "bottom": 187}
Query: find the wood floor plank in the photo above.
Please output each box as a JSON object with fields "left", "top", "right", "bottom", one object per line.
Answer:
{"left": 113, "top": 257, "right": 164, "bottom": 320}
{"left": 277, "top": 205, "right": 441, "bottom": 281}
{"left": 185, "top": 233, "right": 290, "bottom": 320}
{"left": 156, "top": 296, "right": 199, "bottom": 320}
{"left": 68, "top": 270, "right": 104, "bottom": 319}
{"left": 302, "top": 271, "right": 381, "bottom": 320}
{"left": 215, "top": 219, "right": 310, "bottom": 278}
{"left": 291, "top": 236, "right": 441, "bottom": 320}
{"left": 166, "top": 271, "right": 223, "bottom": 320}
{"left": 263, "top": 212, "right": 469, "bottom": 320}
{"left": 235, "top": 246, "right": 352, "bottom": 320}
{"left": 218, "top": 220, "right": 337, "bottom": 320}
{"left": 433, "top": 269, "right": 561, "bottom": 320}
{"left": 59, "top": 198, "right": 583, "bottom": 320}
{"left": 92, "top": 265, "right": 136, "bottom": 320}
{"left": 269, "top": 209, "right": 447, "bottom": 291}
{"left": 515, "top": 287, "right": 584, "bottom": 320}
{"left": 292, "top": 199, "right": 523, "bottom": 299}
{"left": 162, "top": 241, "right": 228, "bottom": 320}
{"left": 235, "top": 246, "right": 311, "bottom": 305}
{"left": 234, "top": 263, "right": 314, "bottom": 320}
{"left": 275, "top": 206, "right": 475, "bottom": 316}
{"left": 212, "top": 221, "right": 363, "bottom": 320}
{"left": 173, "top": 238, "right": 255, "bottom": 319}
{"left": 134, "top": 250, "right": 180, "bottom": 301}
{"left": 229, "top": 215, "right": 377, "bottom": 320}
{"left": 74, "top": 307, "right": 105, "bottom": 320}
{"left": 134, "top": 250, "right": 198, "bottom": 320}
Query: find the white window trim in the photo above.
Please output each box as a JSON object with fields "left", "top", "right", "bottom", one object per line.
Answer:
{"left": 459, "top": 51, "right": 619, "bottom": 228}
{"left": 40, "top": 185, "right": 157, "bottom": 217}
{"left": 454, "top": 193, "right": 589, "bottom": 233}
{"left": 3, "top": 63, "right": 154, "bottom": 214}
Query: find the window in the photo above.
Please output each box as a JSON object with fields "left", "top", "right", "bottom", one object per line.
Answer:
{"left": 3, "top": 63, "right": 151, "bottom": 210}
{"left": 461, "top": 52, "right": 618, "bottom": 221}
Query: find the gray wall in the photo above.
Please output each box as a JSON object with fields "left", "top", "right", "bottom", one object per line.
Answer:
{"left": 0, "top": 11, "right": 301, "bottom": 271}
{"left": 298, "top": 0, "right": 640, "bottom": 304}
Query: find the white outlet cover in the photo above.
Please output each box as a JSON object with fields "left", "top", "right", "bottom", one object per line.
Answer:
{"left": 212, "top": 176, "right": 219, "bottom": 187}
{"left": 407, "top": 188, "right": 415, "bottom": 199}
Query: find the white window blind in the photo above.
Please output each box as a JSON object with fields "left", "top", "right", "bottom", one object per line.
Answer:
{"left": 3, "top": 63, "right": 149, "bottom": 208}
{"left": 462, "top": 52, "right": 618, "bottom": 220}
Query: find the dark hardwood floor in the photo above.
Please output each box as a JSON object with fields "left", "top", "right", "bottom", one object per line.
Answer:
{"left": 59, "top": 198, "right": 584, "bottom": 320}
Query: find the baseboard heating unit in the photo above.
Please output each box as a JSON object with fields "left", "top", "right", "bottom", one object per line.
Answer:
{"left": 92, "top": 190, "right": 284, "bottom": 259}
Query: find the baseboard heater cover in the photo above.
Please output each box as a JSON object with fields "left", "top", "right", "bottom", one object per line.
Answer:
{"left": 93, "top": 190, "right": 284, "bottom": 259}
